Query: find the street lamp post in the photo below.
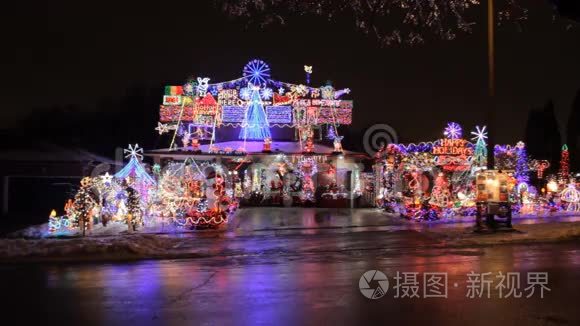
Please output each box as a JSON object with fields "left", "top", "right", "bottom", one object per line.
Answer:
{"left": 487, "top": 0, "right": 496, "bottom": 170}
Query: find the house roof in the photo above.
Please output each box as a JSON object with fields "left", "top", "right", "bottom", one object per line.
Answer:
{"left": 0, "top": 143, "right": 116, "bottom": 163}
{"left": 146, "top": 141, "right": 368, "bottom": 158}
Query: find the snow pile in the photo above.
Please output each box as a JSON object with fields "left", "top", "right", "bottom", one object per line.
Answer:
{"left": 0, "top": 234, "right": 187, "bottom": 261}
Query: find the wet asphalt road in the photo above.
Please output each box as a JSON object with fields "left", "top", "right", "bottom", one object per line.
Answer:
{"left": 2, "top": 209, "right": 580, "bottom": 325}
{"left": 2, "top": 240, "right": 580, "bottom": 325}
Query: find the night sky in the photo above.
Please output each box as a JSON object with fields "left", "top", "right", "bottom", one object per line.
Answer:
{"left": 1, "top": 1, "right": 579, "bottom": 145}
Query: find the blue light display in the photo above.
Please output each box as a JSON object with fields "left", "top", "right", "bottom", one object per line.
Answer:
{"left": 239, "top": 86, "right": 271, "bottom": 140}
{"left": 243, "top": 59, "right": 271, "bottom": 86}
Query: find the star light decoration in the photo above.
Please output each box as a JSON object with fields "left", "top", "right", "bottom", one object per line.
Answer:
{"left": 155, "top": 122, "right": 170, "bottom": 135}
{"left": 304, "top": 65, "right": 312, "bottom": 74}
{"left": 124, "top": 144, "right": 144, "bottom": 160}
{"left": 278, "top": 87, "right": 285, "bottom": 95}
{"left": 101, "top": 172, "right": 113, "bottom": 185}
{"left": 470, "top": 125, "right": 488, "bottom": 143}
{"left": 444, "top": 122, "right": 463, "bottom": 139}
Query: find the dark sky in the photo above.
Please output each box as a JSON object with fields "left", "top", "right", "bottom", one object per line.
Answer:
{"left": 1, "top": 1, "right": 579, "bottom": 145}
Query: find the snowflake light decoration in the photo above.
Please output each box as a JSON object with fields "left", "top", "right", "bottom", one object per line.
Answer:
{"left": 243, "top": 59, "right": 270, "bottom": 86}
{"left": 470, "top": 125, "right": 488, "bottom": 143}
{"left": 240, "top": 87, "right": 251, "bottom": 100}
{"left": 261, "top": 87, "right": 273, "bottom": 100}
{"left": 444, "top": 122, "right": 463, "bottom": 139}
{"left": 124, "top": 144, "right": 144, "bottom": 160}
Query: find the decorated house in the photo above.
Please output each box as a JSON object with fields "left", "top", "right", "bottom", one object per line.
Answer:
{"left": 146, "top": 59, "right": 372, "bottom": 208}
{"left": 374, "top": 122, "right": 579, "bottom": 220}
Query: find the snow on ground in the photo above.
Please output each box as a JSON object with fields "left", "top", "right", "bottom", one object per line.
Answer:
{"left": 1, "top": 208, "right": 579, "bottom": 263}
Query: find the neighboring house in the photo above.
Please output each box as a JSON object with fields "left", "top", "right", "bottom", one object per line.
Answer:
{"left": 0, "top": 143, "right": 115, "bottom": 227}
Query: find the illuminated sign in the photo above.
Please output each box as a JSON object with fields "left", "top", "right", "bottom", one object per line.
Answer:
{"left": 294, "top": 99, "right": 349, "bottom": 108}
{"left": 218, "top": 89, "right": 243, "bottom": 106}
{"left": 163, "top": 95, "right": 182, "bottom": 105}
{"left": 432, "top": 139, "right": 473, "bottom": 156}
{"left": 222, "top": 106, "right": 245, "bottom": 122}
{"left": 222, "top": 106, "right": 293, "bottom": 124}
{"left": 266, "top": 106, "right": 292, "bottom": 124}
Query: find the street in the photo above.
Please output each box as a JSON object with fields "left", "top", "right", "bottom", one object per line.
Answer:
{"left": 2, "top": 209, "right": 580, "bottom": 325}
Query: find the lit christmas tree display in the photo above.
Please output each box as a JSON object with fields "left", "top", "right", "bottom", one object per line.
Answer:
{"left": 72, "top": 177, "right": 96, "bottom": 236}
{"left": 429, "top": 173, "right": 451, "bottom": 208}
{"left": 471, "top": 125, "right": 488, "bottom": 167}
{"left": 239, "top": 85, "right": 271, "bottom": 140}
{"left": 514, "top": 141, "right": 530, "bottom": 184}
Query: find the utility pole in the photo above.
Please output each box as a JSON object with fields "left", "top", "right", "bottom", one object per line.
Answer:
{"left": 487, "top": 0, "right": 496, "bottom": 170}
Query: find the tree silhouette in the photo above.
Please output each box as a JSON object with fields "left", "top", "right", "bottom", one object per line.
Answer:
{"left": 566, "top": 89, "right": 580, "bottom": 171}
{"left": 524, "top": 100, "right": 561, "bottom": 173}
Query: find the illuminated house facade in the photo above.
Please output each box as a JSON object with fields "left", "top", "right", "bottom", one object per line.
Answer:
{"left": 146, "top": 59, "right": 374, "bottom": 208}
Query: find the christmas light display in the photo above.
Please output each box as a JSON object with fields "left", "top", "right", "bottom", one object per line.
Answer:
{"left": 260, "top": 87, "right": 273, "bottom": 100}
{"left": 494, "top": 145, "right": 518, "bottom": 171}
{"left": 304, "top": 65, "right": 312, "bottom": 85}
{"left": 560, "top": 183, "right": 580, "bottom": 212}
{"left": 471, "top": 125, "right": 488, "bottom": 167}
{"left": 155, "top": 122, "right": 170, "bottom": 135}
{"left": 115, "top": 144, "right": 156, "bottom": 185}
{"left": 514, "top": 141, "right": 530, "bottom": 184}
{"left": 443, "top": 122, "right": 463, "bottom": 139}
{"left": 239, "top": 85, "right": 272, "bottom": 140}
{"left": 160, "top": 59, "right": 353, "bottom": 147}
{"left": 196, "top": 77, "right": 210, "bottom": 97}
{"left": 125, "top": 184, "right": 143, "bottom": 231}
{"left": 375, "top": 118, "right": 580, "bottom": 220}
{"left": 531, "top": 160, "right": 550, "bottom": 179}
{"left": 376, "top": 123, "right": 478, "bottom": 220}
{"left": 243, "top": 59, "right": 271, "bottom": 86}
{"left": 560, "top": 144, "right": 570, "bottom": 181}
{"left": 297, "top": 157, "right": 318, "bottom": 202}
{"left": 71, "top": 177, "right": 97, "bottom": 236}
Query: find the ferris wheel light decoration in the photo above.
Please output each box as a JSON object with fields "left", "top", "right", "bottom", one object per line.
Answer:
{"left": 243, "top": 59, "right": 271, "bottom": 86}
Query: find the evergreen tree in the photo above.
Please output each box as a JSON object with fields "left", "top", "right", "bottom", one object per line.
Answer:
{"left": 525, "top": 100, "right": 561, "bottom": 172}
{"left": 72, "top": 177, "right": 95, "bottom": 236}
{"left": 567, "top": 90, "right": 580, "bottom": 172}
{"left": 126, "top": 185, "right": 142, "bottom": 231}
